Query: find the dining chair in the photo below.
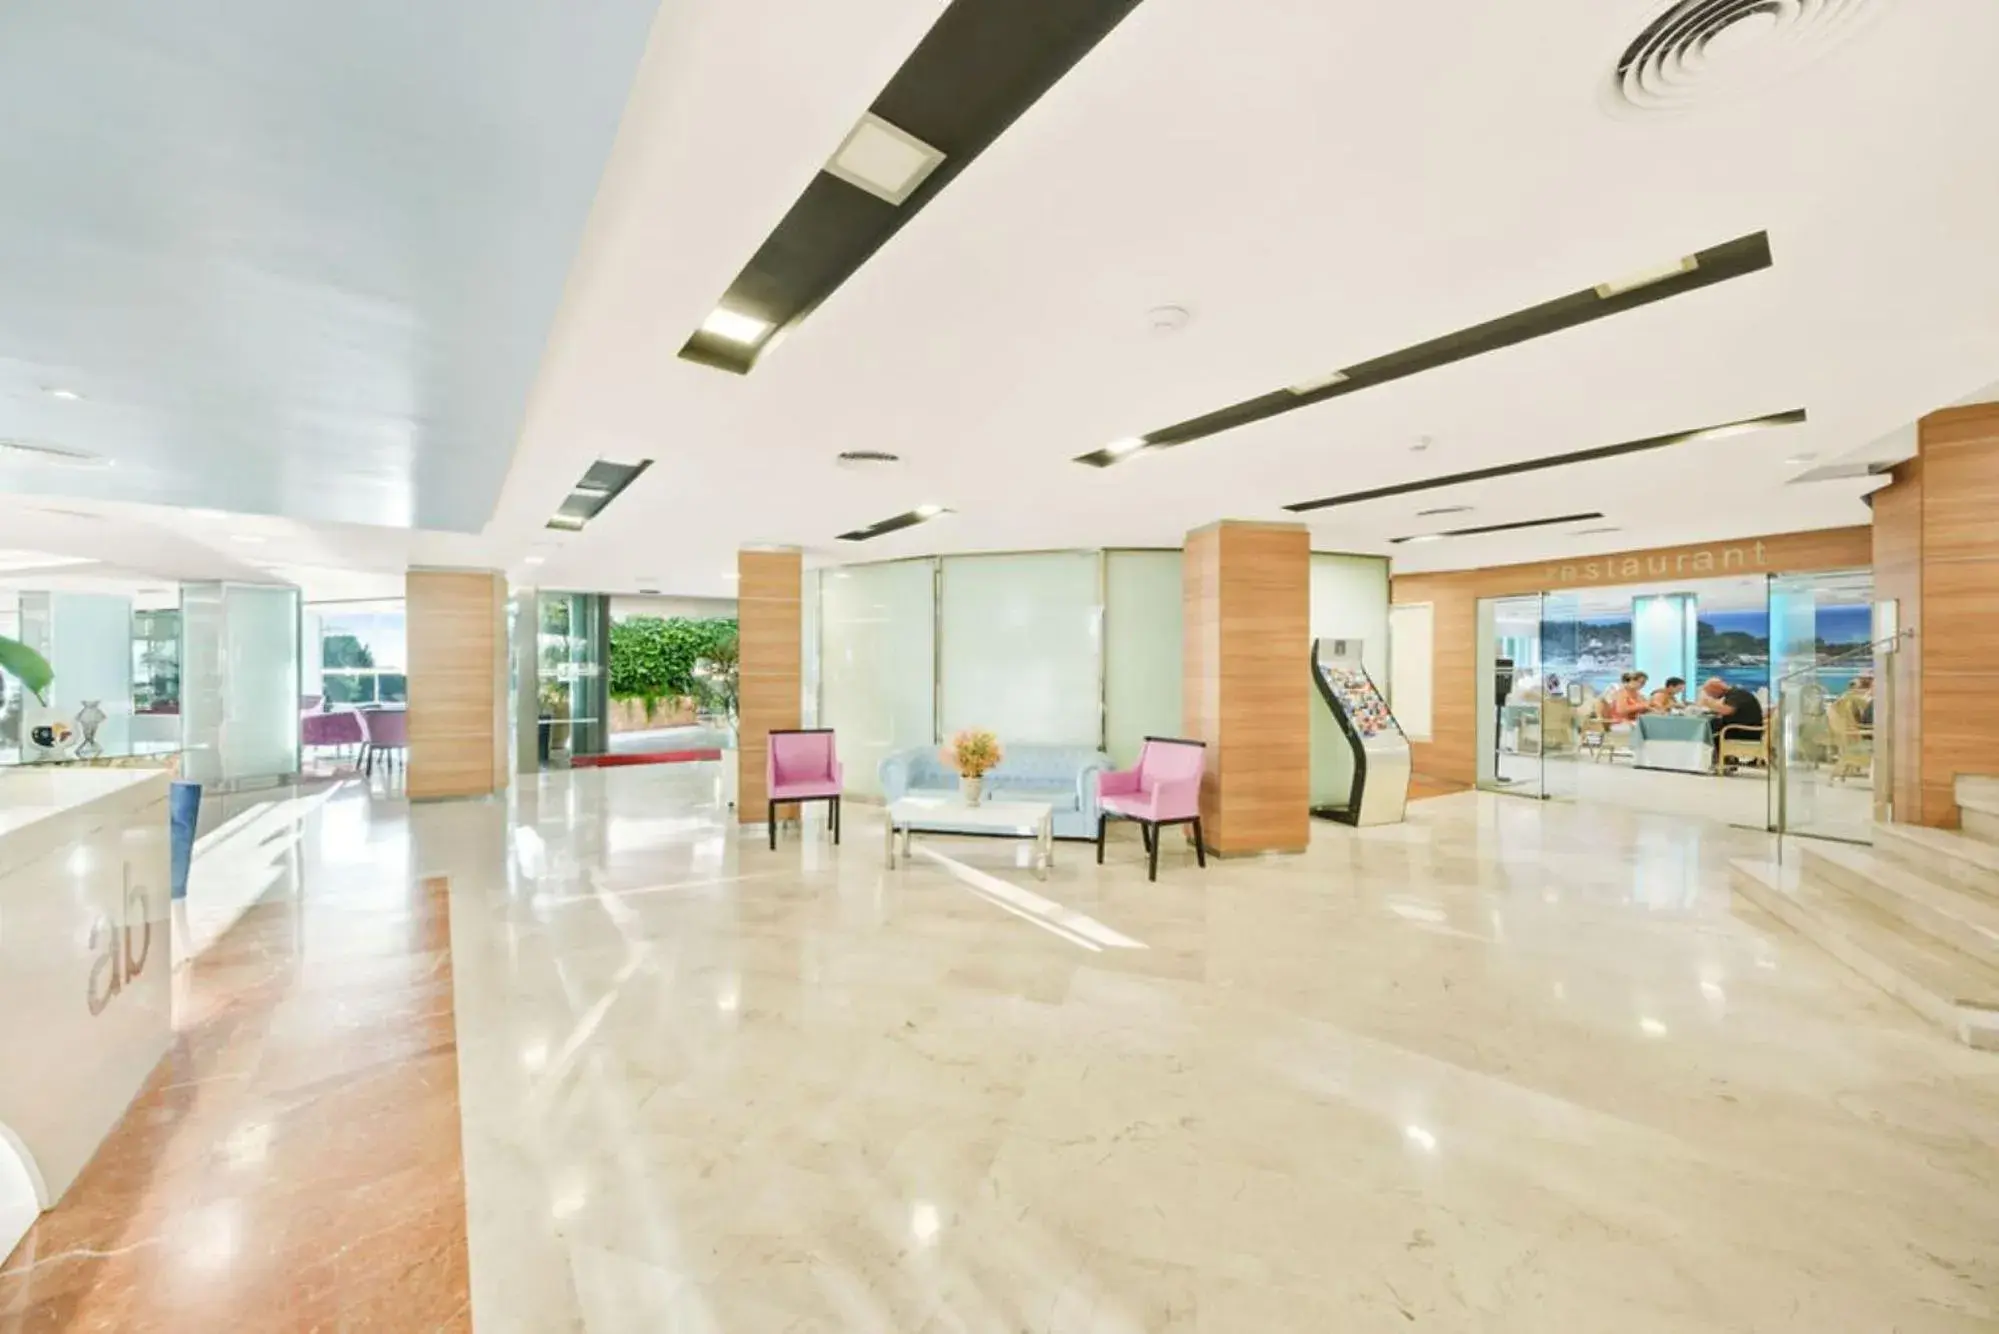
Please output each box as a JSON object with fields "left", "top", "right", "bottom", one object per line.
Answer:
{"left": 359, "top": 707, "right": 408, "bottom": 778}
{"left": 1096, "top": 736, "right": 1206, "bottom": 882}
{"left": 301, "top": 708, "right": 364, "bottom": 764}
{"left": 766, "top": 729, "right": 842, "bottom": 850}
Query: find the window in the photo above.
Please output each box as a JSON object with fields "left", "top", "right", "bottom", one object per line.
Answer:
{"left": 311, "top": 601, "right": 407, "bottom": 706}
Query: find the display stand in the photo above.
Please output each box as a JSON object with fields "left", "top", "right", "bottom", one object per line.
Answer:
{"left": 1310, "top": 637, "right": 1412, "bottom": 826}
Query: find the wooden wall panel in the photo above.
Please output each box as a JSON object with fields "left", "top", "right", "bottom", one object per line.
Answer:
{"left": 406, "top": 570, "right": 509, "bottom": 801}
{"left": 1912, "top": 404, "right": 1999, "bottom": 826}
{"left": 1871, "top": 461, "right": 1924, "bottom": 822}
{"left": 1183, "top": 522, "right": 1310, "bottom": 855}
{"left": 1389, "top": 526, "right": 1873, "bottom": 789}
{"left": 737, "top": 549, "right": 803, "bottom": 825}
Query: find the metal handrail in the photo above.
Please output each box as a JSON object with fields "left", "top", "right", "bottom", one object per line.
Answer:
{"left": 1772, "top": 629, "right": 1911, "bottom": 690}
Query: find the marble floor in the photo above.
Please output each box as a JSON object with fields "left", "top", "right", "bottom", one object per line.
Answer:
{"left": 1494, "top": 750, "right": 1878, "bottom": 841}
{"left": 8, "top": 763, "right": 1999, "bottom": 1331}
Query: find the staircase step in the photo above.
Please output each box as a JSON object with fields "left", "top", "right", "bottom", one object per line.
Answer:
{"left": 1871, "top": 821, "right": 1999, "bottom": 901}
{"left": 1730, "top": 856, "right": 1999, "bottom": 1049}
{"left": 1954, "top": 775, "right": 1999, "bottom": 844}
{"left": 1798, "top": 841, "right": 1999, "bottom": 972}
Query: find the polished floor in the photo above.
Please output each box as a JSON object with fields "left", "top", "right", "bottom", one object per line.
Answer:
{"left": 7, "top": 764, "right": 1999, "bottom": 1331}
{"left": 1494, "top": 750, "right": 1878, "bottom": 840}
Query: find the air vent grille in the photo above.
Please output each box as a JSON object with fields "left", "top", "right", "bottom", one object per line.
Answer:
{"left": 1608, "top": 0, "right": 1883, "bottom": 114}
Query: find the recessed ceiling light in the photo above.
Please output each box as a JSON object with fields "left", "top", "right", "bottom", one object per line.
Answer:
{"left": 913, "top": 503, "right": 949, "bottom": 518}
{"left": 523, "top": 555, "right": 546, "bottom": 566}
{"left": 700, "top": 308, "right": 772, "bottom": 345}
{"left": 1786, "top": 453, "right": 1818, "bottom": 465}
{"left": 572, "top": 483, "right": 612, "bottom": 497}
{"left": 547, "top": 514, "right": 585, "bottom": 532}
{"left": 1594, "top": 254, "right": 1698, "bottom": 299}
{"left": 1401, "top": 533, "right": 1447, "bottom": 544}
{"left": 824, "top": 113, "right": 946, "bottom": 205}
{"left": 43, "top": 387, "right": 81, "bottom": 401}
{"left": 1287, "top": 370, "right": 1349, "bottom": 395}
{"left": 1571, "top": 525, "right": 1623, "bottom": 536}
{"left": 722, "top": 572, "right": 739, "bottom": 581}
{"left": 1415, "top": 505, "right": 1473, "bottom": 517}
{"left": 1102, "top": 437, "right": 1148, "bottom": 459}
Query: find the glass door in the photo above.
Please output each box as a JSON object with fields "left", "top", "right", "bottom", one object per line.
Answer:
{"left": 1769, "top": 568, "right": 1876, "bottom": 843}
{"left": 1539, "top": 591, "right": 1583, "bottom": 805}
{"left": 1477, "top": 595, "right": 1545, "bottom": 798}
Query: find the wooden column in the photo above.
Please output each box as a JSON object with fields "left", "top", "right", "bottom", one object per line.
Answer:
{"left": 1183, "top": 521, "right": 1311, "bottom": 855}
{"left": 737, "top": 548, "right": 803, "bottom": 826}
{"left": 406, "top": 569, "right": 509, "bottom": 800}
{"left": 1872, "top": 402, "right": 1999, "bottom": 827}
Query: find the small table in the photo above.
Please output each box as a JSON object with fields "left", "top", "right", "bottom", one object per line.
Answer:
{"left": 1632, "top": 713, "right": 1713, "bottom": 774}
{"left": 885, "top": 795, "right": 1055, "bottom": 880}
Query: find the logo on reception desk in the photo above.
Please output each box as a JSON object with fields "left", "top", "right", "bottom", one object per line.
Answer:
{"left": 86, "top": 867, "right": 153, "bottom": 1017}
{"left": 1544, "top": 540, "right": 1768, "bottom": 586}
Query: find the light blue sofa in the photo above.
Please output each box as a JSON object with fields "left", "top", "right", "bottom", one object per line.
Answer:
{"left": 879, "top": 744, "right": 1112, "bottom": 840}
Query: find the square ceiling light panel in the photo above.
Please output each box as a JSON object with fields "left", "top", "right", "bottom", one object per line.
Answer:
{"left": 825, "top": 114, "right": 946, "bottom": 205}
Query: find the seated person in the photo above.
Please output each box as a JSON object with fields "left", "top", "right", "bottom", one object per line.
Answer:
{"left": 1698, "top": 677, "right": 1765, "bottom": 765}
{"left": 1649, "top": 676, "right": 1686, "bottom": 712}
{"left": 1601, "top": 672, "right": 1653, "bottom": 723}
{"left": 1846, "top": 673, "right": 1875, "bottom": 728}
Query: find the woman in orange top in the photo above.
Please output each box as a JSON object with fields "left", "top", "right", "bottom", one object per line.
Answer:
{"left": 1601, "top": 672, "right": 1654, "bottom": 723}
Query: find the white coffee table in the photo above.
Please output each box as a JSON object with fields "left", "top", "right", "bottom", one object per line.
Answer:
{"left": 885, "top": 795, "right": 1055, "bottom": 879}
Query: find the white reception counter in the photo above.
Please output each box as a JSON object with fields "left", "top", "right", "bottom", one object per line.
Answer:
{"left": 0, "top": 768, "right": 171, "bottom": 1261}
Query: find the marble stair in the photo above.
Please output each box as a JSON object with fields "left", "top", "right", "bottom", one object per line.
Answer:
{"left": 1731, "top": 775, "right": 1999, "bottom": 1049}
{"left": 1953, "top": 773, "right": 1999, "bottom": 844}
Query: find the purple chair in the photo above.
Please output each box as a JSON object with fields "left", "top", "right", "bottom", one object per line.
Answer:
{"left": 766, "top": 728, "right": 842, "bottom": 850}
{"left": 301, "top": 708, "right": 364, "bottom": 763}
{"left": 359, "top": 707, "right": 408, "bottom": 777}
{"left": 1096, "top": 736, "right": 1208, "bottom": 881}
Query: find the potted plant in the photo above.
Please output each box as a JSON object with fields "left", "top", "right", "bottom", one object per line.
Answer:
{"left": 0, "top": 634, "right": 53, "bottom": 705}
{"left": 944, "top": 728, "right": 1002, "bottom": 807}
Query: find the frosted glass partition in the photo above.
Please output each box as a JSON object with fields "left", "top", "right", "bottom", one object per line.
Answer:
{"left": 939, "top": 553, "right": 1102, "bottom": 748}
{"left": 821, "top": 561, "right": 935, "bottom": 796}
{"left": 1387, "top": 603, "right": 1434, "bottom": 740}
{"left": 1104, "top": 551, "right": 1182, "bottom": 765}
{"left": 180, "top": 582, "right": 301, "bottom": 784}
{"left": 14, "top": 593, "right": 135, "bottom": 758}
{"left": 1309, "top": 553, "right": 1392, "bottom": 806}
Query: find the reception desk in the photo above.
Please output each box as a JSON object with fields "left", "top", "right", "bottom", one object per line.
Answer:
{"left": 1632, "top": 714, "right": 1712, "bottom": 774}
{"left": 0, "top": 768, "right": 171, "bottom": 1260}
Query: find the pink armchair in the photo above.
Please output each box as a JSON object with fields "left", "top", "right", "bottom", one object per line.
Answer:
{"left": 766, "top": 728, "right": 843, "bottom": 850}
{"left": 1096, "top": 736, "right": 1207, "bottom": 881}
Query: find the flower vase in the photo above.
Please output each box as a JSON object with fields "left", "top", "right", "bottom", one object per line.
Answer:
{"left": 74, "top": 701, "right": 107, "bottom": 759}
{"left": 960, "top": 773, "right": 984, "bottom": 807}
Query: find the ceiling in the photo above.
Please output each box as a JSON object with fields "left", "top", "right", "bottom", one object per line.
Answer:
{"left": 7, "top": 0, "right": 1999, "bottom": 598}
{"left": 0, "top": 0, "right": 659, "bottom": 532}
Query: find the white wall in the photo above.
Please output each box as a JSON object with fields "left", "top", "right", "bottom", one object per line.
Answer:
{"left": 1388, "top": 603, "right": 1434, "bottom": 740}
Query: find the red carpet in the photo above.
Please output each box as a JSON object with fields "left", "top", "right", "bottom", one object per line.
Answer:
{"left": 572, "top": 748, "right": 722, "bottom": 769}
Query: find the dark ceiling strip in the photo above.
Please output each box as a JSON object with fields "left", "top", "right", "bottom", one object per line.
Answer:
{"left": 679, "top": 0, "right": 1149, "bottom": 376}
{"left": 836, "top": 507, "right": 951, "bottom": 542}
{"left": 1075, "top": 230, "right": 1775, "bottom": 467}
{"left": 547, "top": 457, "right": 652, "bottom": 530}
{"left": 1284, "top": 408, "right": 1806, "bottom": 513}
{"left": 1391, "top": 511, "right": 1604, "bottom": 544}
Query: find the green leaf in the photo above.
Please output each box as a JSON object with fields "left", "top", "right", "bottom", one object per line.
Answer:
{"left": 0, "top": 634, "right": 54, "bottom": 704}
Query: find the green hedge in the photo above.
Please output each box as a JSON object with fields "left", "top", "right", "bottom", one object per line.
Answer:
{"left": 608, "top": 617, "right": 737, "bottom": 705}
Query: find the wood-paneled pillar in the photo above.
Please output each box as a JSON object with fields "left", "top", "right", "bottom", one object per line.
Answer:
{"left": 738, "top": 548, "right": 803, "bottom": 826}
{"left": 1871, "top": 402, "right": 1999, "bottom": 827}
{"left": 406, "top": 569, "right": 510, "bottom": 800}
{"left": 1183, "top": 521, "right": 1311, "bottom": 855}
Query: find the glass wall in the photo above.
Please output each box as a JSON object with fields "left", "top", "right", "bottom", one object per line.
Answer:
{"left": 536, "top": 592, "right": 609, "bottom": 764}
{"left": 939, "top": 552, "right": 1101, "bottom": 746}
{"left": 181, "top": 582, "right": 302, "bottom": 785}
{"left": 1103, "top": 551, "right": 1182, "bottom": 766}
{"left": 813, "top": 548, "right": 1391, "bottom": 791}
{"left": 821, "top": 561, "right": 935, "bottom": 797}
{"left": 306, "top": 600, "right": 408, "bottom": 706}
